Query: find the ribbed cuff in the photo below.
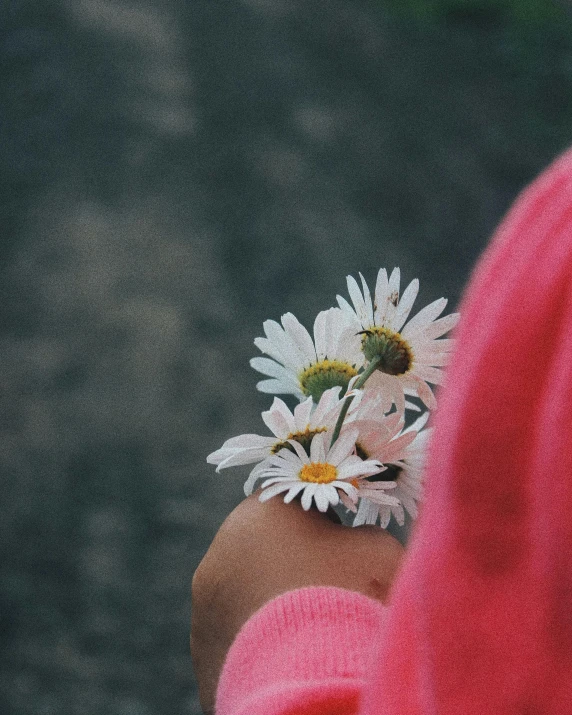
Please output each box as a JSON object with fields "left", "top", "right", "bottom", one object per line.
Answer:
{"left": 216, "top": 586, "right": 387, "bottom": 715}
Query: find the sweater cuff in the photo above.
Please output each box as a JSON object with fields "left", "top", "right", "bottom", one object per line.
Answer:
{"left": 216, "top": 586, "right": 387, "bottom": 715}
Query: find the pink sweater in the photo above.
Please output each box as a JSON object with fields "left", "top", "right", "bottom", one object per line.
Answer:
{"left": 217, "top": 148, "right": 572, "bottom": 714}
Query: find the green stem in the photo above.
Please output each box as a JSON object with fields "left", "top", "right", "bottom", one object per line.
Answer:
{"left": 329, "top": 356, "right": 381, "bottom": 446}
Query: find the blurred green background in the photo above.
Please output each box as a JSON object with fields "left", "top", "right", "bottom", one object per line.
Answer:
{"left": 2, "top": 1, "right": 572, "bottom": 713}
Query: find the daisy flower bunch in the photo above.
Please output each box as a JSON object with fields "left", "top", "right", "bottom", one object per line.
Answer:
{"left": 207, "top": 268, "right": 459, "bottom": 528}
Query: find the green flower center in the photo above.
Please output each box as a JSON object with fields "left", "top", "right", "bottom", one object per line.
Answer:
{"left": 299, "top": 359, "right": 358, "bottom": 403}
{"left": 361, "top": 327, "right": 413, "bottom": 376}
{"left": 272, "top": 427, "right": 327, "bottom": 456}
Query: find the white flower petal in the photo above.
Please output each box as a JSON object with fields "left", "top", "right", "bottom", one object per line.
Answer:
{"left": 260, "top": 476, "right": 296, "bottom": 489}
{"left": 281, "top": 312, "right": 317, "bottom": 366}
{"left": 383, "top": 267, "right": 401, "bottom": 327}
{"left": 314, "top": 485, "right": 331, "bottom": 512}
{"left": 404, "top": 399, "right": 422, "bottom": 412}
{"left": 261, "top": 397, "right": 296, "bottom": 437}
{"left": 259, "top": 481, "right": 296, "bottom": 502}
{"left": 212, "top": 433, "right": 277, "bottom": 451}
{"left": 416, "top": 338, "right": 455, "bottom": 354}
{"left": 347, "top": 275, "right": 370, "bottom": 327}
{"left": 339, "top": 338, "right": 364, "bottom": 371}
{"left": 358, "top": 487, "right": 399, "bottom": 506}
{"left": 313, "top": 309, "right": 329, "bottom": 361}
{"left": 365, "top": 372, "right": 406, "bottom": 414}
{"left": 335, "top": 481, "right": 358, "bottom": 501}
{"left": 292, "top": 396, "right": 314, "bottom": 430}
{"left": 359, "top": 273, "right": 375, "bottom": 325}
{"left": 313, "top": 308, "right": 346, "bottom": 361}
{"left": 263, "top": 318, "right": 307, "bottom": 370}
{"left": 253, "top": 335, "right": 287, "bottom": 365}
{"left": 327, "top": 427, "right": 359, "bottom": 466}
{"left": 378, "top": 507, "right": 391, "bottom": 529}
{"left": 255, "top": 447, "right": 294, "bottom": 473}
{"left": 324, "top": 484, "right": 340, "bottom": 506}
{"left": 251, "top": 357, "right": 302, "bottom": 384}
{"left": 382, "top": 432, "right": 418, "bottom": 463}
{"left": 283, "top": 483, "right": 307, "bottom": 503}
{"left": 339, "top": 490, "right": 357, "bottom": 512}
{"left": 392, "top": 278, "right": 419, "bottom": 332}
{"left": 415, "top": 351, "right": 451, "bottom": 367}
{"left": 214, "top": 446, "right": 275, "bottom": 471}
{"left": 288, "top": 439, "right": 311, "bottom": 464}
{"left": 353, "top": 498, "right": 379, "bottom": 527}
{"left": 336, "top": 294, "right": 355, "bottom": 317}
{"left": 410, "top": 376, "right": 437, "bottom": 410}
{"left": 400, "top": 298, "right": 448, "bottom": 338}
{"left": 310, "top": 386, "right": 342, "bottom": 426}
{"left": 337, "top": 459, "right": 383, "bottom": 480}
{"left": 411, "top": 364, "right": 444, "bottom": 385}
{"left": 420, "top": 312, "right": 460, "bottom": 340}
{"left": 301, "top": 483, "right": 318, "bottom": 510}
{"left": 244, "top": 470, "right": 260, "bottom": 496}
{"left": 373, "top": 268, "right": 390, "bottom": 324}
{"left": 326, "top": 309, "right": 356, "bottom": 362}
{"left": 255, "top": 378, "right": 304, "bottom": 399}
{"left": 392, "top": 503, "right": 405, "bottom": 526}
{"left": 309, "top": 432, "right": 327, "bottom": 463}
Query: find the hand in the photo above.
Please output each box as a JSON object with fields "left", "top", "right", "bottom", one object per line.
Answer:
{"left": 190, "top": 494, "right": 405, "bottom": 714}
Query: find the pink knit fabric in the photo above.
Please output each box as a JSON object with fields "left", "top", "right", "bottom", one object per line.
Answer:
{"left": 216, "top": 587, "right": 386, "bottom": 715}
{"left": 217, "top": 147, "right": 572, "bottom": 714}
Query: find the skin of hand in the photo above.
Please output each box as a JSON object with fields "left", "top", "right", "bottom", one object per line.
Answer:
{"left": 190, "top": 494, "right": 405, "bottom": 714}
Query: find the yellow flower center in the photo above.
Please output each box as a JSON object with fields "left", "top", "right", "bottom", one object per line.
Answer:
{"left": 299, "top": 359, "right": 358, "bottom": 402}
{"left": 299, "top": 462, "right": 338, "bottom": 484}
{"left": 361, "top": 327, "right": 413, "bottom": 376}
{"left": 271, "top": 427, "right": 327, "bottom": 455}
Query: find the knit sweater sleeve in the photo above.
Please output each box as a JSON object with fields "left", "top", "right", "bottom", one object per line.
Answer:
{"left": 216, "top": 586, "right": 387, "bottom": 715}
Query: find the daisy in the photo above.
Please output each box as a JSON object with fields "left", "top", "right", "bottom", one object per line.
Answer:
{"left": 337, "top": 268, "right": 459, "bottom": 410}
{"left": 255, "top": 430, "right": 394, "bottom": 513}
{"left": 348, "top": 388, "right": 419, "bottom": 464}
{"left": 250, "top": 307, "right": 364, "bottom": 403}
{"left": 206, "top": 387, "right": 347, "bottom": 491}
{"left": 352, "top": 412, "right": 431, "bottom": 528}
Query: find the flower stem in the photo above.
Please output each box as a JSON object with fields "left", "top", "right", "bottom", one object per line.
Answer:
{"left": 329, "top": 356, "right": 381, "bottom": 446}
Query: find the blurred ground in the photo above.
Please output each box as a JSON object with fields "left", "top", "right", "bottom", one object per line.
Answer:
{"left": 2, "top": 1, "right": 572, "bottom": 713}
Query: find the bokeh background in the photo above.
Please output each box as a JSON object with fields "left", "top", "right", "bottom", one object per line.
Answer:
{"left": 2, "top": 1, "right": 572, "bottom": 712}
